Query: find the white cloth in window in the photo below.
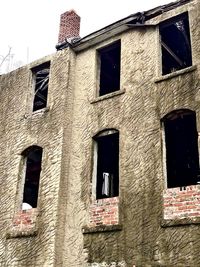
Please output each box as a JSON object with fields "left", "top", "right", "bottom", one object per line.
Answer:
{"left": 102, "top": 172, "right": 110, "bottom": 196}
{"left": 22, "top": 203, "right": 32, "bottom": 210}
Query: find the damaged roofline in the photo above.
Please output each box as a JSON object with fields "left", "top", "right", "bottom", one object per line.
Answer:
{"left": 71, "top": 24, "right": 157, "bottom": 52}
{"left": 56, "top": 0, "right": 191, "bottom": 52}
{"left": 55, "top": 12, "right": 142, "bottom": 51}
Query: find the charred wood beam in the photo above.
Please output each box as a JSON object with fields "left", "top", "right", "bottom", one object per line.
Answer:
{"left": 161, "top": 41, "right": 184, "bottom": 67}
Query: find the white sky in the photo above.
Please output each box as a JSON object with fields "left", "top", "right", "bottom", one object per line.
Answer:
{"left": 0, "top": 0, "right": 173, "bottom": 72}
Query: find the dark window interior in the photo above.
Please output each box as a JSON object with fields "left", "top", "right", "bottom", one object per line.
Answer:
{"left": 164, "top": 110, "right": 199, "bottom": 188}
{"left": 160, "top": 13, "right": 192, "bottom": 75}
{"left": 32, "top": 62, "right": 50, "bottom": 112}
{"left": 99, "top": 41, "right": 121, "bottom": 96}
{"left": 23, "top": 146, "right": 43, "bottom": 208}
{"left": 96, "top": 132, "right": 119, "bottom": 199}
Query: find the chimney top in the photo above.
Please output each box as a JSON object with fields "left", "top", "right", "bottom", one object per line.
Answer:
{"left": 58, "top": 9, "right": 81, "bottom": 44}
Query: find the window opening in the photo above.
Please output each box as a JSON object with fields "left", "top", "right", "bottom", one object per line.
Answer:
{"left": 32, "top": 62, "right": 50, "bottom": 112}
{"left": 95, "top": 130, "right": 119, "bottom": 199}
{"left": 160, "top": 12, "right": 192, "bottom": 75}
{"left": 163, "top": 110, "right": 199, "bottom": 188}
{"left": 98, "top": 40, "right": 121, "bottom": 96}
{"left": 22, "top": 146, "right": 43, "bottom": 209}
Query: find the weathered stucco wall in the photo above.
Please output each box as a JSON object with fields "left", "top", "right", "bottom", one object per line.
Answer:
{"left": 1, "top": 0, "right": 200, "bottom": 267}
{"left": 0, "top": 49, "right": 74, "bottom": 266}
{"left": 60, "top": 0, "right": 200, "bottom": 266}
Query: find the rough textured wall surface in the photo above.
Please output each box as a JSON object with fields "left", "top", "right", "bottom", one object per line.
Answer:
{"left": 1, "top": 1, "right": 200, "bottom": 267}
{"left": 61, "top": 0, "right": 200, "bottom": 266}
{"left": 0, "top": 49, "right": 73, "bottom": 266}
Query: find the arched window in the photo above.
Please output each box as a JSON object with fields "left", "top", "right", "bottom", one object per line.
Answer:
{"left": 93, "top": 129, "right": 119, "bottom": 199}
{"left": 162, "top": 109, "right": 199, "bottom": 188}
{"left": 22, "top": 146, "right": 43, "bottom": 209}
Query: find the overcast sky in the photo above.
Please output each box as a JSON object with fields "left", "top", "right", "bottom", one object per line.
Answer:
{"left": 0, "top": 0, "right": 173, "bottom": 72}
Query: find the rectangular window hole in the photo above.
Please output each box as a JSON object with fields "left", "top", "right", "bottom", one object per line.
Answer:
{"left": 32, "top": 62, "right": 50, "bottom": 112}
{"left": 160, "top": 12, "right": 192, "bottom": 75}
{"left": 98, "top": 40, "right": 121, "bottom": 96}
{"left": 163, "top": 110, "right": 199, "bottom": 188}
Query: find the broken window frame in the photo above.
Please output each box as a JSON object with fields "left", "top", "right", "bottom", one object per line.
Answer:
{"left": 21, "top": 146, "right": 43, "bottom": 210}
{"left": 159, "top": 12, "right": 192, "bottom": 75}
{"left": 32, "top": 62, "right": 50, "bottom": 112}
{"left": 97, "top": 40, "right": 121, "bottom": 97}
{"left": 162, "top": 109, "right": 200, "bottom": 189}
{"left": 93, "top": 129, "right": 119, "bottom": 200}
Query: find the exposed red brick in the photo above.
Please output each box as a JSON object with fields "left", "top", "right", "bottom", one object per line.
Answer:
{"left": 89, "top": 197, "right": 119, "bottom": 227}
{"left": 11, "top": 208, "right": 38, "bottom": 232}
{"left": 58, "top": 10, "right": 80, "bottom": 43}
{"left": 163, "top": 185, "right": 200, "bottom": 220}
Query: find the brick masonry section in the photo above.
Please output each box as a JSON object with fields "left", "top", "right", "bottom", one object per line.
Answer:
{"left": 8, "top": 208, "right": 38, "bottom": 237}
{"left": 89, "top": 197, "right": 119, "bottom": 227}
{"left": 58, "top": 10, "right": 80, "bottom": 43}
{"left": 163, "top": 185, "right": 200, "bottom": 220}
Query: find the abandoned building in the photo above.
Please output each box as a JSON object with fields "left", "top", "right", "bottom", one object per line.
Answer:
{"left": 1, "top": 0, "right": 200, "bottom": 266}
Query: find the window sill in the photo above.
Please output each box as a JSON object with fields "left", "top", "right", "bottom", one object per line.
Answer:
{"left": 23, "top": 107, "right": 50, "bottom": 119}
{"left": 90, "top": 89, "right": 125, "bottom": 104}
{"left": 6, "top": 227, "right": 38, "bottom": 239}
{"left": 161, "top": 217, "right": 200, "bottom": 228}
{"left": 32, "top": 106, "right": 50, "bottom": 115}
{"left": 154, "top": 65, "right": 197, "bottom": 83}
{"left": 82, "top": 224, "right": 122, "bottom": 234}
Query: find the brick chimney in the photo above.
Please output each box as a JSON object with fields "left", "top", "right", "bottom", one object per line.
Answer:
{"left": 58, "top": 9, "right": 80, "bottom": 43}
